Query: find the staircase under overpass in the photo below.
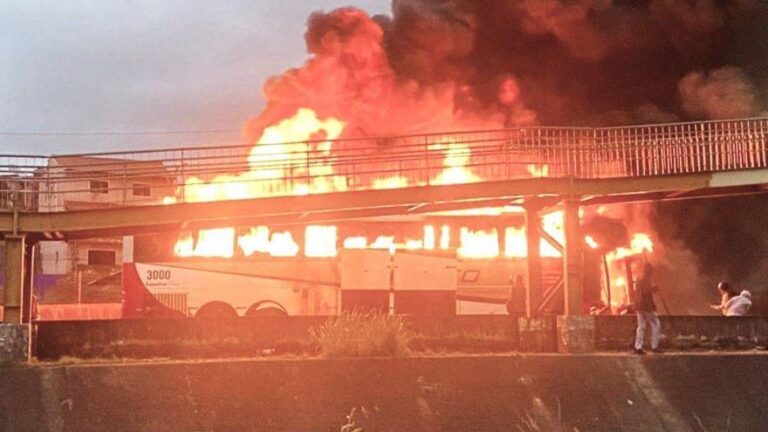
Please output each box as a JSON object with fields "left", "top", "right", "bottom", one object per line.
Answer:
{"left": 2, "top": 117, "right": 768, "bottom": 323}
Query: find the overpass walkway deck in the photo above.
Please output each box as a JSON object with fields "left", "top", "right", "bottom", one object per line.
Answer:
{"left": 2, "top": 117, "right": 767, "bottom": 238}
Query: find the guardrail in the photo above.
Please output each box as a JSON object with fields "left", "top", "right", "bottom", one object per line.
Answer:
{"left": 1, "top": 117, "right": 766, "bottom": 211}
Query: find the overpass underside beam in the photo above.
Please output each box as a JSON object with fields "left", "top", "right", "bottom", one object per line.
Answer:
{"left": 0, "top": 169, "right": 767, "bottom": 241}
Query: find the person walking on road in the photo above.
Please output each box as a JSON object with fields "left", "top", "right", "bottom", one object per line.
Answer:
{"left": 633, "top": 262, "right": 661, "bottom": 355}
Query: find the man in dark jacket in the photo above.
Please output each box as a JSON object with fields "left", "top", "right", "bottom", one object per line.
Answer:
{"left": 506, "top": 274, "right": 526, "bottom": 316}
{"left": 634, "top": 263, "right": 661, "bottom": 354}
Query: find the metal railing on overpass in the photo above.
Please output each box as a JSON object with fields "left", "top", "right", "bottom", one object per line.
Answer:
{"left": 1, "top": 117, "right": 767, "bottom": 211}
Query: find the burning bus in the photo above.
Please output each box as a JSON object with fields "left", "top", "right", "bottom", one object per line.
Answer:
{"left": 122, "top": 214, "right": 597, "bottom": 319}
{"left": 119, "top": 107, "right": 655, "bottom": 319}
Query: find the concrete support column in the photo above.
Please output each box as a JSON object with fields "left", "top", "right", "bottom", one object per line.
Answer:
{"left": 496, "top": 224, "right": 506, "bottom": 258}
{"left": 3, "top": 235, "right": 27, "bottom": 324}
{"left": 523, "top": 201, "right": 542, "bottom": 318}
{"left": 1, "top": 235, "right": 31, "bottom": 362}
{"left": 562, "top": 198, "right": 583, "bottom": 316}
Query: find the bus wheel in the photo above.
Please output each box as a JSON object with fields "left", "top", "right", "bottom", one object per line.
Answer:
{"left": 245, "top": 304, "right": 288, "bottom": 317}
{"left": 195, "top": 301, "right": 238, "bottom": 319}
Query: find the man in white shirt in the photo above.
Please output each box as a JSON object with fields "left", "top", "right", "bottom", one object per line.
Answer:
{"left": 724, "top": 290, "right": 753, "bottom": 316}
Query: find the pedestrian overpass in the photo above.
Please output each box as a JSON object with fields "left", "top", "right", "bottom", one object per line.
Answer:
{"left": 2, "top": 117, "right": 768, "bottom": 323}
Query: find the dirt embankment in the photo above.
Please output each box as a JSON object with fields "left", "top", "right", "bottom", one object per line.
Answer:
{"left": 1, "top": 354, "right": 767, "bottom": 431}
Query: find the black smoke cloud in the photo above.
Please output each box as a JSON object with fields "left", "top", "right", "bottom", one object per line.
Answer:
{"left": 376, "top": 0, "right": 768, "bottom": 126}
{"left": 372, "top": 0, "right": 768, "bottom": 295}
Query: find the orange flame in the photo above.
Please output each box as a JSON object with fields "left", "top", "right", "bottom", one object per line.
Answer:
{"left": 180, "top": 108, "right": 346, "bottom": 204}
{"left": 527, "top": 164, "right": 549, "bottom": 177}
{"left": 342, "top": 236, "right": 368, "bottom": 249}
{"left": 430, "top": 140, "right": 480, "bottom": 185}
{"left": 175, "top": 228, "right": 235, "bottom": 258}
{"left": 504, "top": 227, "right": 527, "bottom": 258}
{"left": 166, "top": 106, "right": 657, "bottom": 286}
{"left": 458, "top": 227, "right": 499, "bottom": 258}
{"left": 602, "top": 232, "right": 655, "bottom": 310}
{"left": 237, "top": 226, "right": 300, "bottom": 257}
{"left": 305, "top": 225, "right": 337, "bottom": 257}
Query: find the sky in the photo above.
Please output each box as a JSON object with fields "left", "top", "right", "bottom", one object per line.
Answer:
{"left": 0, "top": 0, "right": 389, "bottom": 155}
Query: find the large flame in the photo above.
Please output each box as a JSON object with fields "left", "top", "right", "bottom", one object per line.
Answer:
{"left": 597, "top": 232, "right": 655, "bottom": 310}
{"left": 167, "top": 106, "right": 655, "bottom": 313}
{"left": 181, "top": 108, "right": 347, "bottom": 203}
{"left": 304, "top": 225, "right": 337, "bottom": 258}
{"left": 235, "top": 226, "right": 300, "bottom": 257}
{"left": 168, "top": 107, "right": 495, "bottom": 257}
{"left": 171, "top": 108, "right": 491, "bottom": 206}
{"left": 175, "top": 228, "right": 235, "bottom": 258}
{"left": 458, "top": 228, "right": 499, "bottom": 258}
{"left": 430, "top": 140, "right": 480, "bottom": 186}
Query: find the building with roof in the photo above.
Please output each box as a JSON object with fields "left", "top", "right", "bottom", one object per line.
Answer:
{"left": 37, "top": 156, "right": 175, "bottom": 279}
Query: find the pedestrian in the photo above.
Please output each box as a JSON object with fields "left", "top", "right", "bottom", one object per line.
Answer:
{"left": 711, "top": 282, "right": 753, "bottom": 316}
{"left": 506, "top": 274, "right": 526, "bottom": 316}
{"left": 710, "top": 281, "right": 738, "bottom": 315}
{"left": 633, "top": 262, "right": 661, "bottom": 355}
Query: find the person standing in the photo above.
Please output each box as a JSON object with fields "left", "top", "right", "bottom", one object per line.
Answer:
{"left": 506, "top": 274, "right": 526, "bottom": 316}
{"left": 710, "top": 281, "right": 738, "bottom": 315}
{"left": 633, "top": 263, "right": 662, "bottom": 355}
{"left": 711, "top": 282, "right": 753, "bottom": 316}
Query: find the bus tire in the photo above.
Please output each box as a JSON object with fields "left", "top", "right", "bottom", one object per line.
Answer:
{"left": 245, "top": 302, "right": 288, "bottom": 317}
{"left": 195, "top": 301, "right": 238, "bottom": 319}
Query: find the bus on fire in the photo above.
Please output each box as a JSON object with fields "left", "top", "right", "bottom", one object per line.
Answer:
{"left": 122, "top": 219, "right": 603, "bottom": 319}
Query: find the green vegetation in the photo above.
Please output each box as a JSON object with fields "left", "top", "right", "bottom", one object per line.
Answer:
{"left": 40, "top": 266, "right": 122, "bottom": 304}
{"left": 311, "top": 311, "right": 411, "bottom": 358}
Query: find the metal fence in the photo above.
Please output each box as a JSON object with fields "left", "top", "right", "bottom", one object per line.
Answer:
{"left": 1, "top": 117, "right": 766, "bottom": 211}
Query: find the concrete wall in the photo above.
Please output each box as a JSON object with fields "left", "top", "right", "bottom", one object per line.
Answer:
{"left": 33, "top": 315, "right": 768, "bottom": 360}
{"left": 1, "top": 355, "right": 767, "bottom": 431}
{"left": 34, "top": 315, "right": 519, "bottom": 360}
{"left": 595, "top": 315, "right": 768, "bottom": 350}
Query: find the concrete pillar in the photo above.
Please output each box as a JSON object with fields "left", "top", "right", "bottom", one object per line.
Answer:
{"left": 1, "top": 235, "right": 31, "bottom": 362}
{"left": 0, "top": 323, "right": 29, "bottom": 362}
{"left": 3, "top": 235, "right": 26, "bottom": 324}
{"left": 557, "top": 315, "right": 595, "bottom": 353}
{"left": 496, "top": 223, "right": 506, "bottom": 258}
{"left": 523, "top": 201, "right": 542, "bottom": 318}
{"left": 562, "top": 198, "right": 583, "bottom": 316}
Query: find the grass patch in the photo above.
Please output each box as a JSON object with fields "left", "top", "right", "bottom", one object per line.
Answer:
{"left": 310, "top": 311, "right": 411, "bottom": 358}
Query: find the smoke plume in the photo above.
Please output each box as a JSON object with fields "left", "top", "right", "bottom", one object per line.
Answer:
{"left": 250, "top": 1, "right": 767, "bottom": 137}
{"left": 679, "top": 66, "right": 760, "bottom": 120}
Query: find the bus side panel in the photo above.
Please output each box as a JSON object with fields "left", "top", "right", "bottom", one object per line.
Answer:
{"left": 122, "top": 263, "right": 184, "bottom": 319}
{"left": 340, "top": 250, "right": 390, "bottom": 312}
{"left": 455, "top": 258, "right": 565, "bottom": 315}
{"left": 456, "top": 259, "right": 524, "bottom": 315}
{"left": 395, "top": 291, "right": 456, "bottom": 316}
{"left": 393, "top": 252, "right": 457, "bottom": 315}
{"left": 129, "top": 261, "right": 343, "bottom": 317}
{"left": 122, "top": 263, "right": 143, "bottom": 318}
{"left": 340, "top": 291, "right": 389, "bottom": 314}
